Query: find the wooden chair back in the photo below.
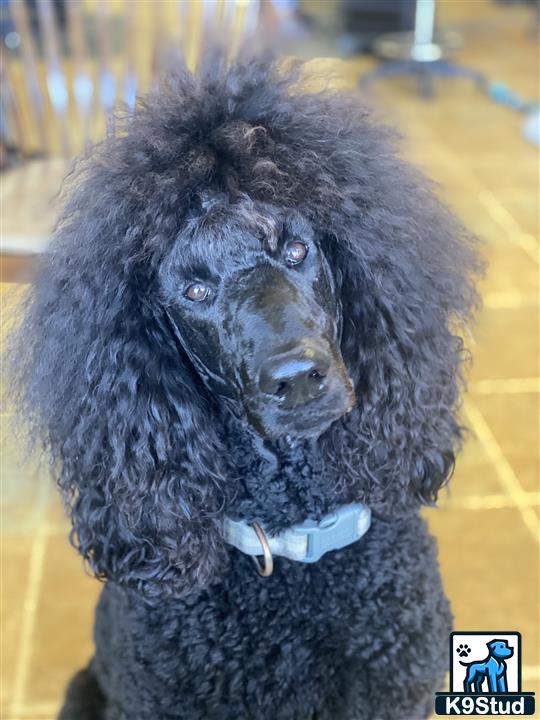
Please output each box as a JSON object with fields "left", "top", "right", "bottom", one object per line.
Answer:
{"left": 1, "top": 0, "right": 261, "bottom": 159}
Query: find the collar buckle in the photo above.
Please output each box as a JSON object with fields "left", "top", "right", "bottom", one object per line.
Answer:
{"left": 292, "top": 503, "right": 372, "bottom": 563}
{"left": 223, "top": 503, "right": 371, "bottom": 571}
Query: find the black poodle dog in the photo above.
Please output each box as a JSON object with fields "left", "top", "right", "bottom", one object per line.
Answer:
{"left": 9, "top": 56, "right": 481, "bottom": 719}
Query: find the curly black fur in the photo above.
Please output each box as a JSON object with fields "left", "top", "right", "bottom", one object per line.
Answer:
{"left": 8, "top": 55, "right": 481, "bottom": 719}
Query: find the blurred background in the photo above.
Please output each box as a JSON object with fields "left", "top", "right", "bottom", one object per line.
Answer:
{"left": 1, "top": 1, "right": 538, "bottom": 718}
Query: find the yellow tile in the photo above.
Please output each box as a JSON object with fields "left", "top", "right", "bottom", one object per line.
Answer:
{"left": 1, "top": 425, "right": 50, "bottom": 536}
{"left": 462, "top": 155, "right": 539, "bottom": 194}
{"left": 471, "top": 393, "right": 540, "bottom": 494}
{"left": 479, "top": 244, "right": 539, "bottom": 298}
{"left": 2, "top": 716, "right": 55, "bottom": 720}
{"left": 469, "top": 307, "right": 539, "bottom": 382}
{"left": 0, "top": 537, "right": 33, "bottom": 715}
{"left": 2, "top": 709, "right": 57, "bottom": 720}
{"left": 428, "top": 507, "right": 539, "bottom": 668}
{"left": 43, "top": 492, "right": 71, "bottom": 534}
{"left": 1, "top": 421, "right": 69, "bottom": 535}
{"left": 446, "top": 426, "right": 505, "bottom": 500}
{"left": 492, "top": 189, "right": 540, "bottom": 241}
{"left": 22, "top": 536, "right": 101, "bottom": 708}
{"left": 437, "top": 191, "right": 502, "bottom": 227}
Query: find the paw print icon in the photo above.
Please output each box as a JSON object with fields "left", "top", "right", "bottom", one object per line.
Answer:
{"left": 456, "top": 644, "right": 471, "bottom": 658}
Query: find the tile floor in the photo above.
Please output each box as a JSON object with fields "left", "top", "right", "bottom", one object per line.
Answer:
{"left": 1, "top": 1, "right": 538, "bottom": 718}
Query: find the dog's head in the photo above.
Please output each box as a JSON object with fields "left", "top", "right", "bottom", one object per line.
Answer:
{"left": 160, "top": 197, "right": 354, "bottom": 440}
{"left": 488, "top": 640, "right": 513, "bottom": 660}
{"left": 9, "top": 57, "right": 481, "bottom": 597}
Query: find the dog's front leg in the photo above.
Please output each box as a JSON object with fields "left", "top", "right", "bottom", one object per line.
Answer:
{"left": 487, "top": 674, "right": 499, "bottom": 692}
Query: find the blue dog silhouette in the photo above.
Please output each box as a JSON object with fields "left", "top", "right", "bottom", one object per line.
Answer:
{"left": 460, "top": 639, "right": 514, "bottom": 693}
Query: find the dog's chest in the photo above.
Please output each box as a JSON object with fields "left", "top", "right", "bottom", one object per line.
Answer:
{"left": 93, "top": 516, "right": 441, "bottom": 717}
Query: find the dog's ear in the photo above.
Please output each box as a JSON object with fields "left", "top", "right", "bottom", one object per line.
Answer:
{"left": 8, "top": 155, "right": 229, "bottom": 600}
{"left": 318, "top": 165, "right": 481, "bottom": 516}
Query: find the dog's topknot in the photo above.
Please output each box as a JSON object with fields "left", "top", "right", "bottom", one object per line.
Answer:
{"left": 8, "top": 55, "right": 482, "bottom": 598}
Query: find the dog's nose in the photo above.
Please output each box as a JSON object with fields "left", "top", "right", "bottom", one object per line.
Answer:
{"left": 258, "top": 347, "right": 331, "bottom": 408}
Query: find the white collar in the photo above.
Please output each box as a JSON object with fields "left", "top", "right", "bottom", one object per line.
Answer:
{"left": 223, "top": 503, "right": 371, "bottom": 565}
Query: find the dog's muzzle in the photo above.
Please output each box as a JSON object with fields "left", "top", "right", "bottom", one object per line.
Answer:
{"left": 223, "top": 503, "right": 372, "bottom": 577}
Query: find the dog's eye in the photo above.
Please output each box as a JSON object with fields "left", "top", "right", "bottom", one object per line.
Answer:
{"left": 184, "top": 282, "right": 211, "bottom": 302}
{"left": 284, "top": 241, "right": 308, "bottom": 267}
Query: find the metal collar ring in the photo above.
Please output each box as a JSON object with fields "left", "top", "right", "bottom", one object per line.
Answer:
{"left": 250, "top": 521, "right": 274, "bottom": 577}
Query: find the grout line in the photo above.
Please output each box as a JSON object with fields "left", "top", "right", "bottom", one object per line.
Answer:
{"left": 469, "top": 378, "right": 540, "bottom": 395}
{"left": 463, "top": 398, "right": 540, "bottom": 544}
{"left": 439, "top": 491, "right": 540, "bottom": 510}
{"left": 8, "top": 529, "right": 48, "bottom": 716}
{"left": 478, "top": 188, "right": 539, "bottom": 265}
{"left": 8, "top": 473, "right": 52, "bottom": 717}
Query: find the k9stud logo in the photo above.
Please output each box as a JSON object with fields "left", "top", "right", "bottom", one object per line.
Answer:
{"left": 435, "top": 632, "right": 535, "bottom": 716}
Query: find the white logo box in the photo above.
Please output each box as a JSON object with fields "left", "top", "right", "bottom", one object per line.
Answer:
{"left": 450, "top": 632, "right": 521, "bottom": 693}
